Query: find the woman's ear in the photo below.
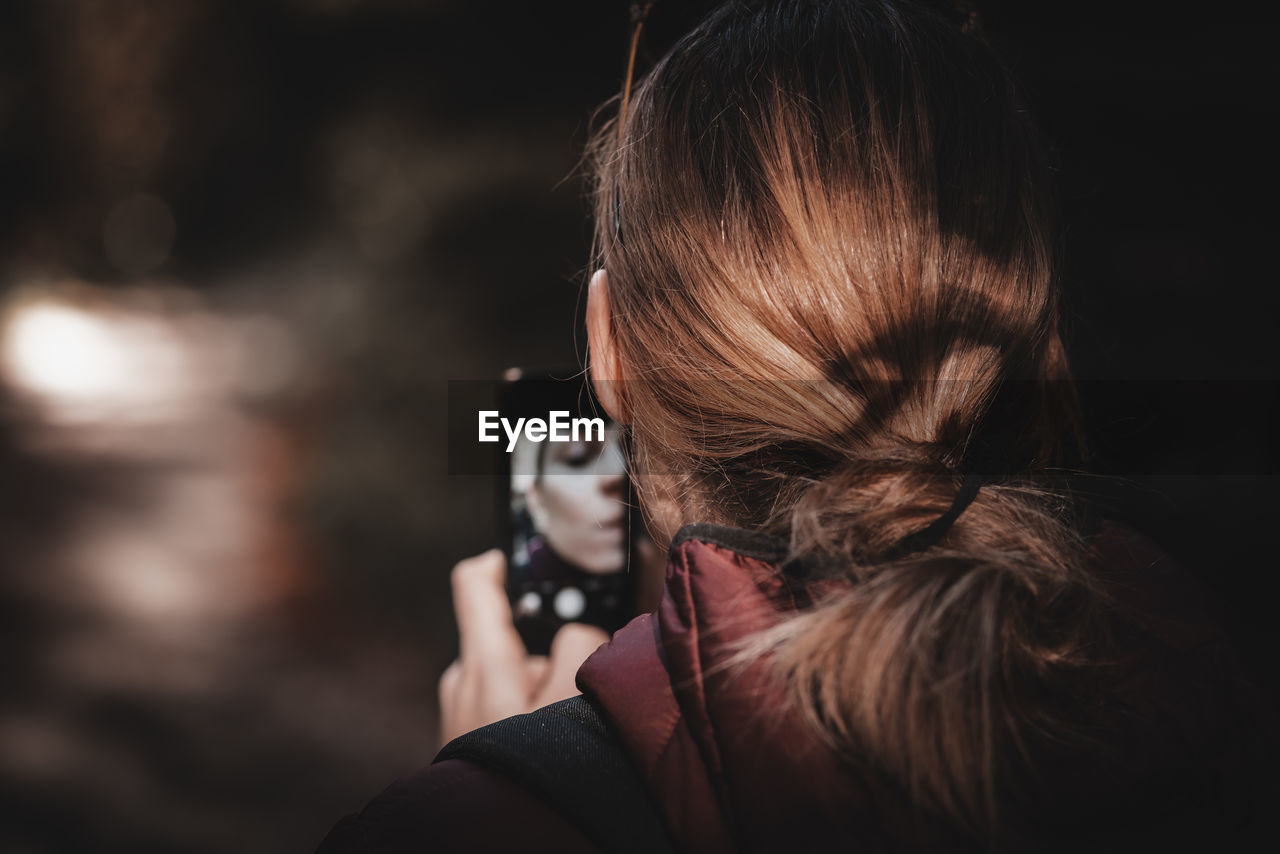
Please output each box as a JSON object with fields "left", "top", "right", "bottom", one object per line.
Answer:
{"left": 587, "top": 269, "right": 629, "bottom": 423}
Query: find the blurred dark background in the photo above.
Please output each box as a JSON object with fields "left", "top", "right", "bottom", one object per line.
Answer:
{"left": 0, "top": 1, "right": 1274, "bottom": 851}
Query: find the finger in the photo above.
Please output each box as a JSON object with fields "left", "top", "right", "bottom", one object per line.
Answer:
{"left": 524, "top": 655, "right": 551, "bottom": 692}
{"left": 451, "top": 550, "right": 527, "bottom": 668}
{"left": 437, "top": 659, "right": 464, "bottom": 744}
{"left": 532, "top": 623, "right": 610, "bottom": 708}
{"left": 438, "top": 659, "right": 462, "bottom": 707}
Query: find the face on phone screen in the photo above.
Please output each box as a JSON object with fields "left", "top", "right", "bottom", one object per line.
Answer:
{"left": 504, "top": 410, "right": 632, "bottom": 652}
{"left": 519, "top": 429, "right": 627, "bottom": 575}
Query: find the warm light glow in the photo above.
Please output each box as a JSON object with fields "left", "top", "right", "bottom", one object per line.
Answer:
{"left": 3, "top": 303, "right": 130, "bottom": 400}
{"left": 0, "top": 296, "right": 218, "bottom": 423}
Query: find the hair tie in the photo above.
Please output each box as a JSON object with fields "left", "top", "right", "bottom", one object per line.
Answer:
{"left": 885, "top": 472, "right": 984, "bottom": 560}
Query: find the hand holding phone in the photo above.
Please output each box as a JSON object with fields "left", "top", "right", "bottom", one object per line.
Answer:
{"left": 498, "top": 369, "right": 637, "bottom": 655}
{"left": 437, "top": 368, "right": 643, "bottom": 743}
{"left": 439, "top": 549, "right": 609, "bottom": 745}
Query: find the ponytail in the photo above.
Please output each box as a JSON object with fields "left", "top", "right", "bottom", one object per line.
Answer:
{"left": 756, "top": 453, "right": 1112, "bottom": 837}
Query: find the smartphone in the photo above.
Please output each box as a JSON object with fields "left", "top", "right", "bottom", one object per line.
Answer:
{"left": 496, "top": 367, "right": 636, "bottom": 655}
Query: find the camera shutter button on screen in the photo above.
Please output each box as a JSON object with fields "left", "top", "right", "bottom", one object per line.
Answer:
{"left": 515, "top": 591, "right": 542, "bottom": 618}
{"left": 553, "top": 587, "right": 586, "bottom": 620}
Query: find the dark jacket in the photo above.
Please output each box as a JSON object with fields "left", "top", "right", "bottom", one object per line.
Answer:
{"left": 318, "top": 521, "right": 1273, "bottom": 852}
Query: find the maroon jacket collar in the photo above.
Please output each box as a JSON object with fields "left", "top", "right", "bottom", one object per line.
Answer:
{"left": 576, "top": 524, "right": 960, "bottom": 853}
{"left": 576, "top": 519, "right": 1262, "bottom": 853}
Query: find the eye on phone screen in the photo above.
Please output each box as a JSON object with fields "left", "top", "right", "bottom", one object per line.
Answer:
{"left": 499, "top": 369, "right": 635, "bottom": 655}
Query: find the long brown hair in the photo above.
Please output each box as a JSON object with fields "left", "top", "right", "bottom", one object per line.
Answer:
{"left": 587, "top": 0, "right": 1111, "bottom": 841}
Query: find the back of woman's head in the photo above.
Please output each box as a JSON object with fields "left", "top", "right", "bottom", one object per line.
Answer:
{"left": 588, "top": 0, "right": 1113, "bottom": 843}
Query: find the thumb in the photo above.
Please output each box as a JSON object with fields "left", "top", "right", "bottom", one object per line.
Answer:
{"left": 531, "top": 622, "right": 610, "bottom": 708}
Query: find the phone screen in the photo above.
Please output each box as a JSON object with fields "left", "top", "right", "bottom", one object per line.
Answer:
{"left": 498, "top": 369, "right": 634, "bottom": 655}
